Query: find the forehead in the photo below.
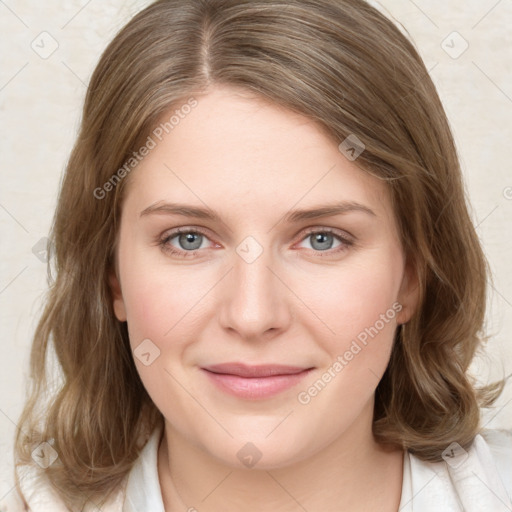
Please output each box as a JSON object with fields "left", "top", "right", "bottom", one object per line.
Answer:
{"left": 123, "top": 85, "right": 393, "bottom": 223}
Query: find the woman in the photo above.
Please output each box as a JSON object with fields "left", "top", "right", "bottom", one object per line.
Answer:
{"left": 3, "top": 0, "right": 511, "bottom": 510}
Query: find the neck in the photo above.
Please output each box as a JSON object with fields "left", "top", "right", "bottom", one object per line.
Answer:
{"left": 157, "top": 400, "right": 404, "bottom": 512}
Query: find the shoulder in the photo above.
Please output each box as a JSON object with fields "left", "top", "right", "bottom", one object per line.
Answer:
{"left": 0, "top": 465, "right": 71, "bottom": 512}
{"left": 401, "top": 428, "right": 512, "bottom": 511}
{"left": 0, "top": 464, "right": 126, "bottom": 512}
{"left": 1, "top": 425, "right": 159, "bottom": 512}
{"left": 476, "top": 428, "right": 512, "bottom": 496}
{"left": 0, "top": 476, "right": 29, "bottom": 512}
{"left": 0, "top": 486, "right": 26, "bottom": 512}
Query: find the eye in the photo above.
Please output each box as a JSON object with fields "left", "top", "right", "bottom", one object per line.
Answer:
{"left": 159, "top": 228, "right": 213, "bottom": 258}
{"left": 296, "top": 228, "right": 354, "bottom": 257}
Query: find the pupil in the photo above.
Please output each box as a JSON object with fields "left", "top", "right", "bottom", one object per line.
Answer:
{"left": 313, "top": 233, "right": 332, "bottom": 251}
{"left": 180, "top": 232, "right": 201, "bottom": 250}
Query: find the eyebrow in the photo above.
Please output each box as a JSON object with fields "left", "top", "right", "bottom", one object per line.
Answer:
{"left": 140, "top": 200, "right": 376, "bottom": 223}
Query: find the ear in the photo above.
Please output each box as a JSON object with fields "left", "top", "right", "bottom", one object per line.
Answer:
{"left": 396, "top": 256, "right": 420, "bottom": 325}
{"left": 109, "top": 269, "right": 127, "bottom": 322}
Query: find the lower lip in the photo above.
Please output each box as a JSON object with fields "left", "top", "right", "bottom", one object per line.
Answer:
{"left": 202, "top": 369, "right": 313, "bottom": 400}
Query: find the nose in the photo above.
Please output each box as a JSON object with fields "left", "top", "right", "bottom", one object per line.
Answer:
{"left": 218, "top": 240, "right": 292, "bottom": 341}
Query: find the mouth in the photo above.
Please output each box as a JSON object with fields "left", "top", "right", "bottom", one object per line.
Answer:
{"left": 201, "top": 362, "right": 314, "bottom": 400}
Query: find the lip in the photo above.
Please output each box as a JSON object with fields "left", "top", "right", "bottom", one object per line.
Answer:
{"left": 201, "top": 362, "right": 314, "bottom": 399}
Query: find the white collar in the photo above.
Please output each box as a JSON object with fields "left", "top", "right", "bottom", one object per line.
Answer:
{"left": 123, "top": 421, "right": 166, "bottom": 512}
{"left": 123, "top": 425, "right": 512, "bottom": 512}
{"left": 399, "top": 430, "right": 512, "bottom": 511}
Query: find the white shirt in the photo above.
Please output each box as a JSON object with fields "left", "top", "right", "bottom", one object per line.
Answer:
{"left": 3, "top": 424, "right": 512, "bottom": 511}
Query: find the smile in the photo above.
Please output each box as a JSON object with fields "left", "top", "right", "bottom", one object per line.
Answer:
{"left": 201, "top": 363, "right": 314, "bottom": 400}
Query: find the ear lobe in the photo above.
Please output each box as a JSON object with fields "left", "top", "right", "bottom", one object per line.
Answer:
{"left": 109, "top": 270, "right": 127, "bottom": 322}
{"left": 396, "top": 258, "right": 420, "bottom": 325}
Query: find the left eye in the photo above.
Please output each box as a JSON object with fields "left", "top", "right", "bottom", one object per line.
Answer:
{"left": 298, "top": 231, "right": 345, "bottom": 252}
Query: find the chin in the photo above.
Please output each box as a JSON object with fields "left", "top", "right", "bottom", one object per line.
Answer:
{"left": 199, "top": 423, "right": 320, "bottom": 471}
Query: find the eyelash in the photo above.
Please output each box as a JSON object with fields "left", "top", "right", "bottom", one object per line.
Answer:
{"left": 157, "top": 227, "right": 354, "bottom": 259}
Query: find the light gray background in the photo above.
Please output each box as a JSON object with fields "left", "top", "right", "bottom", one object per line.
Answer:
{"left": 1, "top": 0, "right": 511, "bottom": 501}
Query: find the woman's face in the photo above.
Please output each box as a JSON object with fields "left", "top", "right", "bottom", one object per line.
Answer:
{"left": 111, "top": 84, "right": 418, "bottom": 469}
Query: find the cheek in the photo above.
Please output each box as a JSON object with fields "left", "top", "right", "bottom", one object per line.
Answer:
{"left": 118, "top": 258, "right": 211, "bottom": 432}
{"left": 298, "top": 253, "right": 402, "bottom": 340}
{"left": 121, "top": 268, "right": 203, "bottom": 348}
{"left": 294, "top": 261, "right": 401, "bottom": 414}
{"left": 292, "top": 250, "right": 403, "bottom": 406}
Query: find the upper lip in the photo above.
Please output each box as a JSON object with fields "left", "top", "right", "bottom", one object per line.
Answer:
{"left": 202, "top": 363, "right": 313, "bottom": 378}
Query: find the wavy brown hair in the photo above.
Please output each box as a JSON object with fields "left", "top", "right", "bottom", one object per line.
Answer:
{"left": 13, "top": 0, "right": 506, "bottom": 509}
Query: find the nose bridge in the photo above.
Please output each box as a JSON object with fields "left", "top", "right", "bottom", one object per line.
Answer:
{"left": 219, "top": 235, "right": 289, "bottom": 338}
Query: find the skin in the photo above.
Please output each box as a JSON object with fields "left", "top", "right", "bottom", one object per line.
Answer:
{"left": 110, "top": 84, "right": 419, "bottom": 511}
